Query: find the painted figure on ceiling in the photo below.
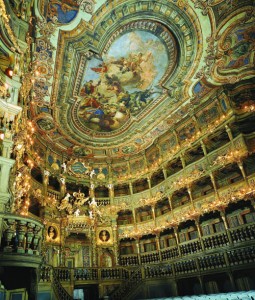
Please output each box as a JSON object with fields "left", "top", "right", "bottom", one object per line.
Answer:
{"left": 47, "top": 0, "right": 79, "bottom": 24}
{"left": 78, "top": 30, "right": 166, "bottom": 132}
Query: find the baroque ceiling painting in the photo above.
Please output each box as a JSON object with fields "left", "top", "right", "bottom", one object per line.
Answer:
{"left": 1, "top": 0, "right": 255, "bottom": 298}
{"left": 47, "top": 0, "right": 79, "bottom": 24}
{"left": 78, "top": 29, "right": 168, "bottom": 132}
{"left": 23, "top": 0, "right": 254, "bottom": 166}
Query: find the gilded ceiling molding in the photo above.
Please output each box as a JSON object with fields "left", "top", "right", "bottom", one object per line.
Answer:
{"left": 0, "top": 0, "right": 23, "bottom": 53}
{"left": 50, "top": 0, "right": 202, "bottom": 150}
{"left": 196, "top": 6, "right": 255, "bottom": 86}
{"left": 26, "top": 15, "right": 57, "bottom": 107}
{"left": 76, "top": 0, "right": 96, "bottom": 14}
{"left": 29, "top": 0, "right": 228, "bottom": 172}
{"left": 118, "top": 184, "right": 255, "bottom": 239}
{"left": 192, "top": 0, "right": 234, "bottom": 15}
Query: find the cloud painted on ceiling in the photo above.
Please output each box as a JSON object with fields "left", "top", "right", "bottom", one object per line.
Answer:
{"left": 77, "top": 30, "right": 167, "bottom": 132}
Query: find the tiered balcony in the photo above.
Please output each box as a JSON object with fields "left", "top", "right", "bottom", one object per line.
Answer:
{"left": 39, "top": 221, "right": 255, "bottom": 283}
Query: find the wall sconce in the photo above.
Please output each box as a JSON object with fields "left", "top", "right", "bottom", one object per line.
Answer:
{"left": 0, "top": 131, "right": 4, "bottom": 140}
{"left": 5, "top": 66, "right": 13, "bottom": 78}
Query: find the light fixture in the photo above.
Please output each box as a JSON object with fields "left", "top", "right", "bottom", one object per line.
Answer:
{"left": 213, "top": 148, "right": 248, "bottom": 167}
{"left": 0, "top": 131, "right": 4, "bottom": 140}
{"left": 5, "top": 66, "right": 13, "bottom": 78}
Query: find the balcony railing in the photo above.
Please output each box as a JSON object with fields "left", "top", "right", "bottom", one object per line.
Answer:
{"left": 119, "top": 221, "right": 255, "bottom": 266}
{"left": 202, "top": 232, "right": 229, "bottom": 250}
{"left": 179, "top": 239, "right": 202, "bottom": 255}
{"left": 38, "top": 235, "right": 255, "bottom": 300}
{"left": 0, "top": 213, "right": 44, "bottom": 256}
{"left": 39, "top": 223, "right": 255, "bottom": 283}
{"left": 230, "top": 223, "right": 255, "bottom": 243}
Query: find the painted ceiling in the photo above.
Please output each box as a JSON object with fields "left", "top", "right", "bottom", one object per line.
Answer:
{"left": 30, "top": 0, "right": 255, "bottom": 172}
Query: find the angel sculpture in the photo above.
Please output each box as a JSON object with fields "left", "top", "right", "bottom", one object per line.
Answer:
{"left": 89, "top": 197, "right": 97, "bottom": 208}
{"left": 89, "top": 210, "right": 93, "bottom": 219}
{"left": 74, "top": 209, "right": 80, "bottom": 217}
{"left": 90, "top": 169, "right": 96, "bottom": 178}
{"left": 89, "top": 198, "right": 103, "bottom": 221}
{"left": 61, "top": 162, "right": 67, "bottom": 173}
{"left": 58, "top": 193, "right": 73, "bottom": 214}
{"left": 59, "top": 177, "right": 65, "bottom": 185}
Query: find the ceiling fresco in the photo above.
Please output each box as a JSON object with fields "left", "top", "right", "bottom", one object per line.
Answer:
{"left": 47, "top": 0, "right": 79, "bottom": 24}
{"left": 32, "top": 0, "right": 202, "bottom": 162}
{"left": 77, "top": 29, "right": 169, "bottom": 132}
{"left": 29, "top": 0, "right": 255, "bottom": 169}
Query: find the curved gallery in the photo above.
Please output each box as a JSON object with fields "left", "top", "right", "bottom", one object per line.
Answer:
{"left": 0, "top": 0, "right": 255, "bottom": 299}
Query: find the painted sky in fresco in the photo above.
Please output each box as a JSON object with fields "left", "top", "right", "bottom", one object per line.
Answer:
{"left": 78, "top": 30, "right": 168, "bottom": 132}
{"left": 105, "top": 31, "right": 168, "bottom": 90}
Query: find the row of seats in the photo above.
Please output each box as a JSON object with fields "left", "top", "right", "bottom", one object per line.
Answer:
{"left": 142, "top": 290, "right": 255, "bottom": 300}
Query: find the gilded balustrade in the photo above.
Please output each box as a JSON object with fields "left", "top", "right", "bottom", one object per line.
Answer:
{"left": 52, "top": 268, "right": 73, "bottom": 300}
{"left": 38, "top": 238, "right": 255, "bottom": 300}
{"left": 28, "top": 133, "right": 250, "bottom": 220}
{"left": 119, "top": 221, "right": 255, "bottom": 267}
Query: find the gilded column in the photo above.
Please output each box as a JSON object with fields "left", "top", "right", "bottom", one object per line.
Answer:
{"left": 90, "top": 182, "right": 95, "bottom": 198}
{"left": 168, "top": 195, "right": 173, "bottom": 212}
{"left": 91, "top": 230, "right": 97, "bottom": 267}
{"left": 225, "top": 124, "right": 233, "bottom": 142}
{"left": 195, "top": 219, "right": 205, "bottom": 251}
{"left": 187, "top": 187, "right": 194, "bottom": 207}
{"left": 174, "top": 227, "right": 181, "bottom": 256}
{"left": 180, "top": 153, "right": 186, "bottom": 169}
{"left": 59, "top": 176, "right": 66, "bottom": 198}
{"left": 220, "top": 211, "right": 233, "bottom": 244}
{"left": 112, "top": 222, "right": 119, "bottom": 265}
{"left": 147, "top": 177, "right": 152, "bottom": 197}
{"left": 192, "top": 115, "right": 201, "bottom": 134}
{"left": 135, "top": 238, "right": 141, "bottom": 265}
{"left": 237, "top": 161, "right": 248, "bottom": 185}
{"left": 43, "top": 170, "right": 50, "bottom": 195}
{"left": 200, "top": 140, "right": 207, "bottom": 156}
{"left": 162, "top": 166, "right": 167, "bottom": 180}
{"left": 108, "top": 183, "right": 114, "bottom": 199}
{"left": 209, "top": 172, "right": 219, "bottom": 199}
{"left": 129, "top": 181, "right": 133, "bottom": 195}
{"left": 132, "top": 207, "right": 137, "bottom": 224}
{"left": 151, "top": 205, "right": 156, "bottom": 222}
{"left": 155, "top": 235, "right": 162, "bottom": 261}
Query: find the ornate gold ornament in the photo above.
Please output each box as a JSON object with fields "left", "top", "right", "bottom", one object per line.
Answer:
{"left": 97, "top": 227, "right": 113, "bottom": 245}
{"left": 0, "top": 0, "right": 23, "bottom": 53}
{"left": 58, "top": 191, "right": 90, "bottom": 215}
{"left": 213, "top": 148, "right": 248, "bottom": 167}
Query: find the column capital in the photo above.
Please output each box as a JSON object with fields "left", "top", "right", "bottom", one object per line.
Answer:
{"left": 0, "top": 191, "right": 11, "bottom": 210}
{"left": 0, "top": 156, "right": 15, "bottom": 167}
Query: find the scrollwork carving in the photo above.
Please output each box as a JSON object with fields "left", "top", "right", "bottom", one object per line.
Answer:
{"left": 76, "top": 0, "right": 96, "bottom": 14}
